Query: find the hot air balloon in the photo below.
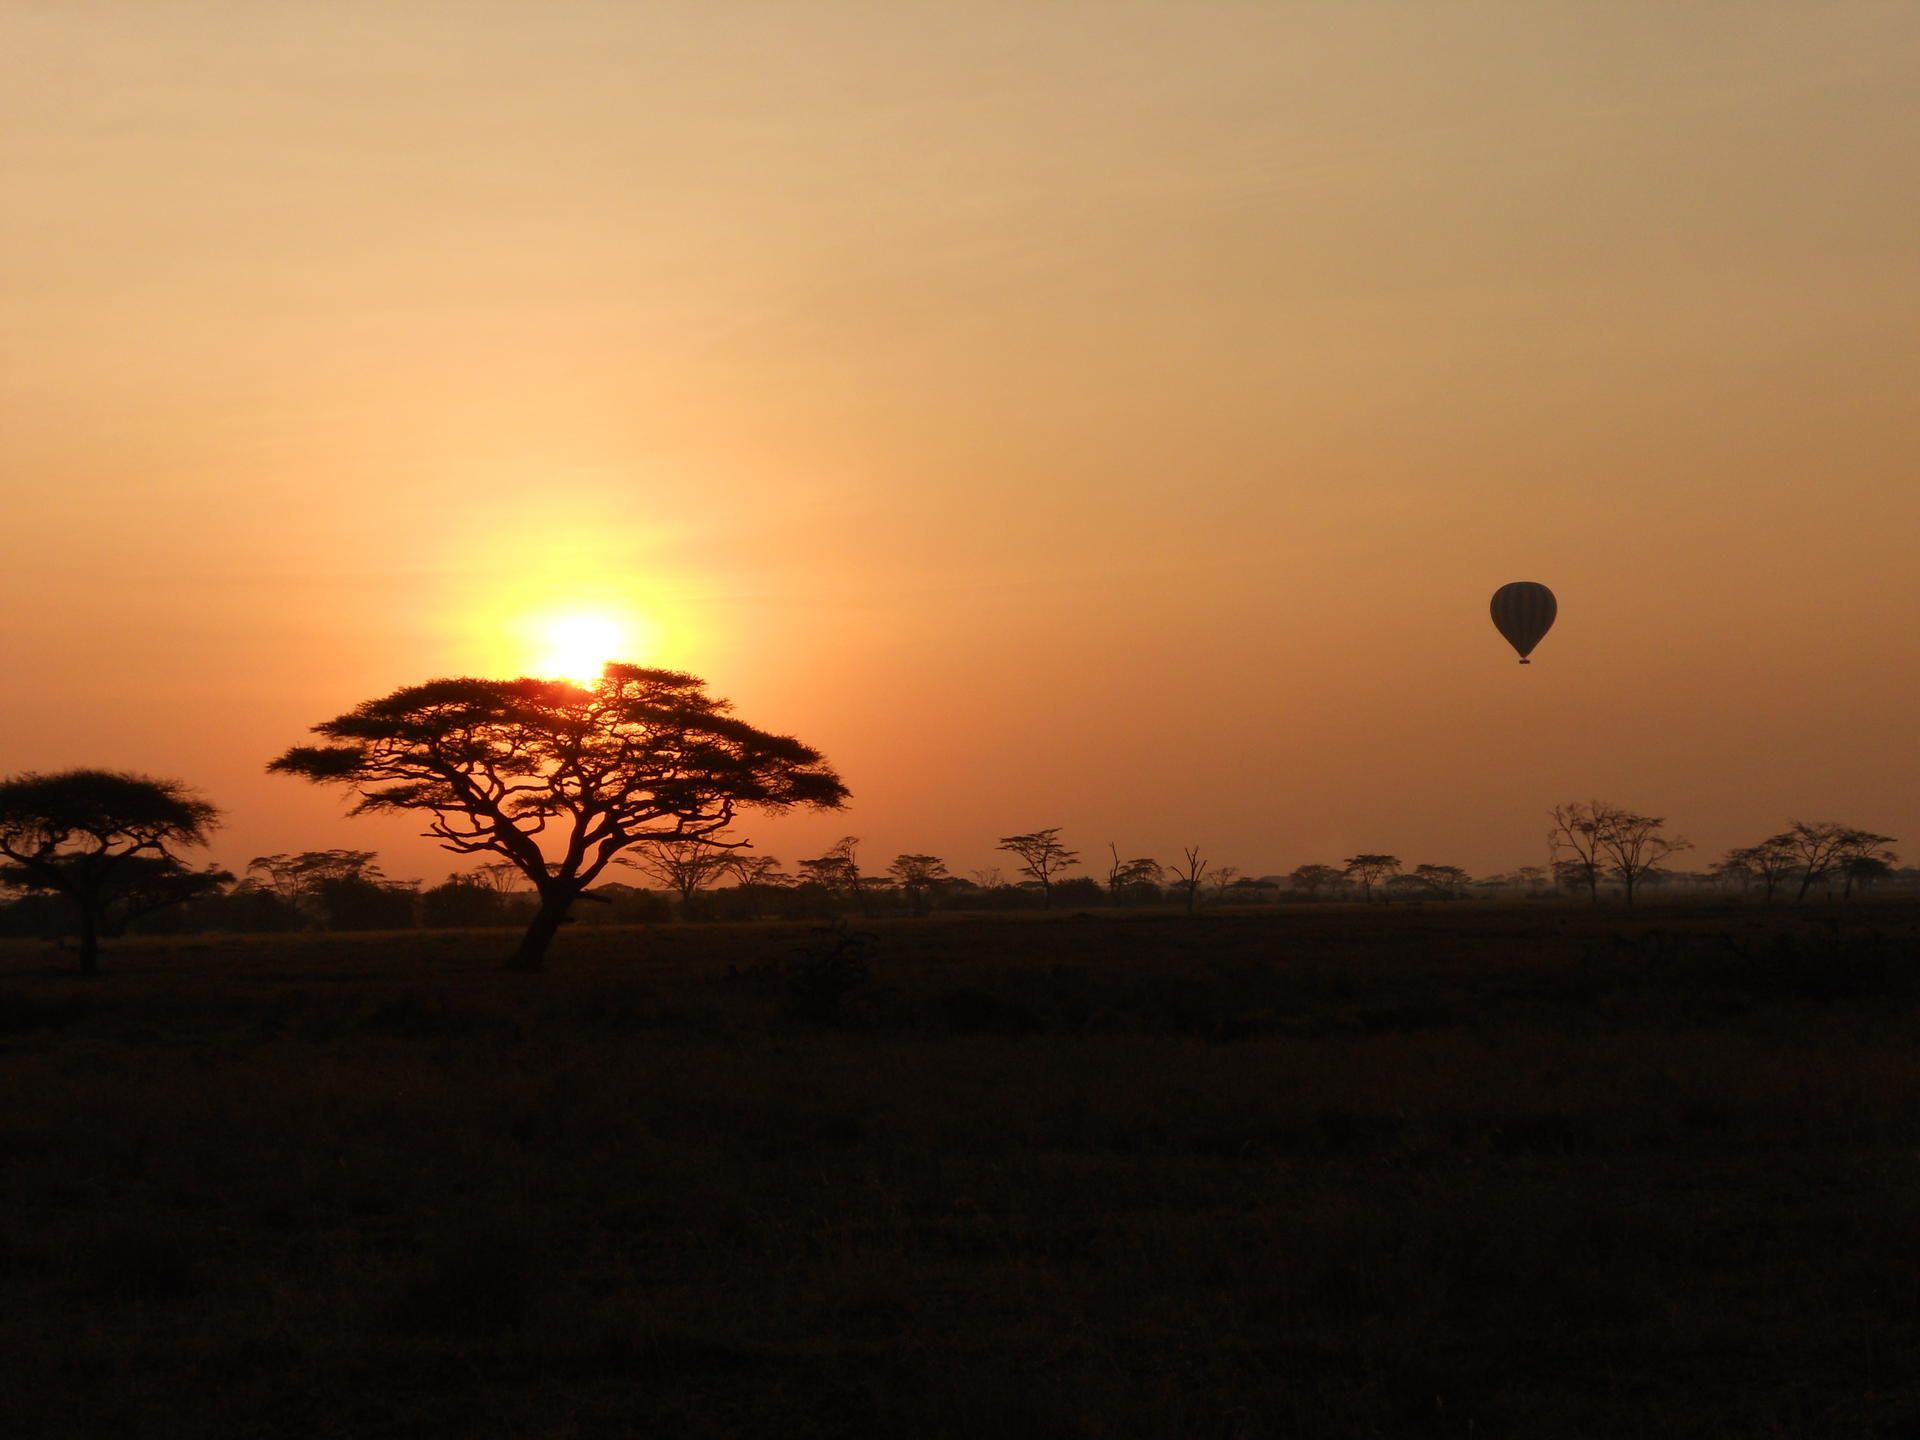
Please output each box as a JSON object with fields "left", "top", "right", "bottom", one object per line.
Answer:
{"left": 1490, "top": 581, "right": 1556, "bottom": 664}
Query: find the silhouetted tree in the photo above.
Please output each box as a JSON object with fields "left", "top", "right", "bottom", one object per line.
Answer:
{"left": 421, "top": 872, "right": 515, "bottom": 928}
{"left": 1593, "top": 810, "right": 1689, "bottom": 905}
{"left": 1412, "top": 863, "right": 1470, "bottom": 898}
{"left": 269, "top": 666, "right": 846, "bottom": 969}
{"left": 470, "top": 861, "right": 526, "bottom": 896}
{"left": 799, "top": 836, "right": 865, "bottom": 905}
{"left": 1712, "top": 851, "right": 1755, "bottom": 895}
{"left": 1168, "top": 846, "right": 1209, "bottom": 915}
{"left": 1777, "top": 821, "right": 1899, "bottom": 901}
{"left": 0, "top": 770, "right": 228, "bottom": 974}
{"left": 1550, "top": 802, "right": 1689, "bottom": 904}
{"left": 1052, "top": 876, "right": 1105, "bottom": 908}
{"left": 1383, "top": 873, "right": 1430, "bottom": 904}
{"left": 1288, "top": 863, "right": 1344, "bottom": 899}
{"left": 1548, "top": 803, "right": 1608, "bottom": 903}
{"left": 1843, "top": 854, "right": 1896, "bottom": 897}
{"left": 1718, "top": 836, "right": 1798, "bottom": 902}
{"left": 246, "top": 849, "right": 382, "bottom": 902}
{"left": 621, "top": 834, "right": 740, "bottom": 917}
{"left": 726, "top": 854, "right": 790, "bottom": 917}
{"left": 729, "top": 854, "right": 785, "bottom": 888}
{"left": 996, "top": 828, "right": 1079, "bottom": 908}
{"left": 1342, "top": 854, "right": 1400, "bottom": 904}
{"left": 1833, "top": 830, "right": 1897, "bottom": 900}
{"left": 1107, "top": 844, "right": 1161, "bottom": 903}
{"left": 244, "top": 849, "right": 410, "bottom": 929}
{"left": 1551, "top": 858, "right": 1592, "bottom": 897}
{"left": 888, "top": 853, "right": 950, "bottom": 915}
{"left": 318, "top": 872, "right": 418, "bottom": 930}
{"left": 1208, "top": 865, "right": 1241, "bottom": 902}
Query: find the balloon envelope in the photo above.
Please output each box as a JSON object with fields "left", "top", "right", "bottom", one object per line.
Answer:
{"left": 1490, "top": 582, "right": 1556, "bottom": 663}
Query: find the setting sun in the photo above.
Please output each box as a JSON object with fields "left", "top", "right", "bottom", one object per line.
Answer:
{"left": 534, "top": 612, "right": 627, "bottom": 685}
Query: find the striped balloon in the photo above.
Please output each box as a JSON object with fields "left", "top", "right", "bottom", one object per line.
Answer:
{"left": 1490, "top": 582, "right": 1557, "bottom": 664}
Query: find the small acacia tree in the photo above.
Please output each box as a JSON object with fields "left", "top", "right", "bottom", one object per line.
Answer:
{"left": 1736, "top": 837, "right": 1800, "bottom": 901}
{"left": 243, "top": 849, "right": 406, "bottom": 929}
{"left": 726, "top": 854, "right": 789, "bottom": 918}
{"left": 1107, "top": 844, "right": 1162, "bottom": 903}
{"left": 887, "top": 853, "right": 951, "bottom": 916}
{"left": 1168, "top": 845, "right": 1210, "bottom": 915}
{"left": 1593, "top": 810, "right": 1689, "bottom": 905}
{"left": 1412, "top": 863, "right": 1471, "bottom": 899}
{"left": 0, "top": 770, "right": 228, "bottom": 974}
{"left": 620, "top": 834, "right": 742, "bottom": 918}
{"left": 269, "top": 665, "right": 847, "bottom": 969}
{"left": 1548, "top": 803, "right": 1607, "bottom": 903}
{"left": 996, "top": 828, "right": 1079, "bottom": 908}
{"left": 799, "top": 836, "right": 865, "bottom": 903}
{"left": 1844, "top": 854, "right": 1896, "bottom": 896}
{"left": 1342, "top": 854, "right": 1400, "bottom": 904}
{"left": 1776, "top": 821, "right": 1898, "bottom": 901}
{"left": 1288, "top": 863, "right": 1345, "bottom": 900}
{"left": 246, "top": 849, "right": 382, "bottom": 900}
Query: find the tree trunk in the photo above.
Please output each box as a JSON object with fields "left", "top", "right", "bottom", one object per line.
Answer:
{"left": 1622, "top": 873, "right": 1636, "bottom": 905}
{"left": 509, "top": 894, "right": 573, "bottom": 971}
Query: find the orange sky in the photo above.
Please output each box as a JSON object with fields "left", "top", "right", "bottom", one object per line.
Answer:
{"left": 4, "top": 2, "right": 1917, "bottom": 882}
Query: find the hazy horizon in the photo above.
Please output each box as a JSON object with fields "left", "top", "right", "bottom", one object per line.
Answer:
{"left": 5, "top": 2, "right": 1917, "bottom": 882}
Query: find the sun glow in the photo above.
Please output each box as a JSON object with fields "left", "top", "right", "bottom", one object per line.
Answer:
{"left": 534, "top": 611, "right": 628, "bottom": 685}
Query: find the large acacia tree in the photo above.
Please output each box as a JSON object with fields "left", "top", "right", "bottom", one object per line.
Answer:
{"left": 269, "top": 665, "right": 848, "bottom": 969}
{"left": 0, "top": 769, "right": 228, "bottom": 974}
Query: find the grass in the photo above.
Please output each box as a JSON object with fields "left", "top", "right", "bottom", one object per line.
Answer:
{"left": 3, "top": 903, "right": 1919, "bottom": 1436}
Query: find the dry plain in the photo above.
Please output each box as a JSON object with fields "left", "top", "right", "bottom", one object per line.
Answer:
{"left": 4, "top": 903, "right": 1919, "bottom": 1437}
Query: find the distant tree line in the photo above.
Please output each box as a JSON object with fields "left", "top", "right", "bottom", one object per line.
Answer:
{"left": 1, "top": 682, "right": 1908, "bottom": 974}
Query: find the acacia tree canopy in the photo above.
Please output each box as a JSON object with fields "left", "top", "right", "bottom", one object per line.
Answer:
{"left": 888, "top": 853, "right": 951, "bottom": 915}
{"left": 996, "top": 828, "right": 1079, "bottom": 907}
{"left": 0, "top": 769, "right": 227, "bottom": 974}
{"left": 1550, "top": 802, "right": 1689, "bottom": 904}
{"left": 1776, "top": 821, "right": 1898, "bottom": 900}
{"left": 1720, "top": 836, "right": 1799, "bottom": 901}
{"left": 1413, "top": 863, "right": 1471, "bottom": 897}
{"left": 1106, "top": 844, "right": 1162, "bottom": 901}
{"left": 268, "top": 665, "right": 848, "bottom": 968}
{"left": 620, "top": 834, "right": 742, "bottom": 913}
{"left": 1342, "top": 854, "right": 1400, "bottom": 903}
{"left": 1289, "top": 863, "right": 1345, "bottom": 899}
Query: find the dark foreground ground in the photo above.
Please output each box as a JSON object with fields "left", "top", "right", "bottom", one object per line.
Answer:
{"left": 4, "top": 903, "right": 1919, "bottom": 1438}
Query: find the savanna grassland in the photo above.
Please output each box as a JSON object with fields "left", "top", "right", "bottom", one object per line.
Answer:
{"left": 4, "top": 904, "right": 1920, "bottom": 1438}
